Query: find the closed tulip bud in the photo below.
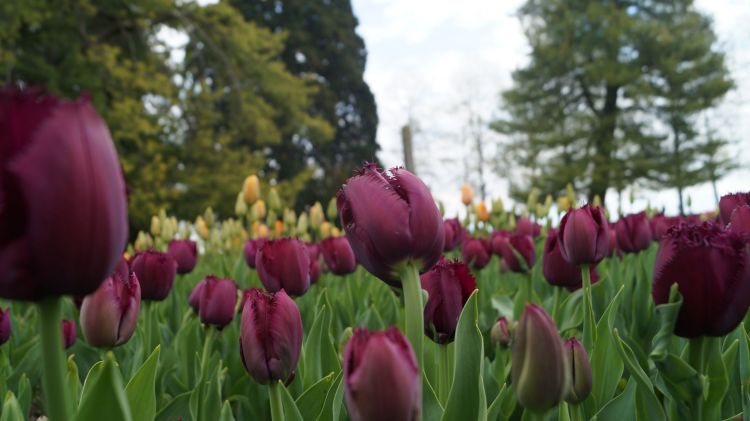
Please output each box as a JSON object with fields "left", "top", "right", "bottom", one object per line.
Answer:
{"left": 150, "top": 215, "right": 161, "bottom": 237}
{"left": 615, "top": 212, "right": 652, "bottom": 253}
{"left": 462, "top": 237, "right": 491, "bottom": 269}
{"left": 476, "top": 201, "right": 490, "bottom": 222}
{"left": 331, "top": 227, "right": 341, "bottom": 237}
{"left": 512, "top": 304, "right": 567, "bottom": 411}
{"left": 257, "top": 223, "right": 270, "bottom": 238}
{"left": 0, "top": 88, "right": 128, "bottom": 300}
{"left": 195, "top": 217, "right": 210, "bottom": 240}
{"left": 327, "top": 197, "right": 338, "bottom": 221}
{"left": 492, "top": 198, "right": 505, "bottom": 214}
{"left": 497, "top": 234, "right": 536, "bottom": 273}
{"left": 188, "top": 279, "right": 204, "bottom": 313}
{"left": 198, "top": 276, "right": 237, "bottom": 329}
{"left": 508, "top": 213, "right": 517, "bottom": 230}
{"left": 235, "top": 192, "right": 248, "bottom": 216}
{"left": 592, "top": 194, "right": 602, "bottom": 208}
{"left": 310, "top": 202, "right": 325, "bottom": 230}
{"left": 80, "top": 262, "right": 141, "bottom": 347}
{"left": 543, "top": 229, "right": 599, "bottom": 290}
{"left": 337, "top": 164, "right": 444, "bottom": 286}
{"left": 653, "top": 222, "right": 750, "bottom": 337}
{"left": 421, "top": 259, "right": 476, "bottom": 344}
{"left": 443, "top": 218, "right": 464, "bottom": 251}
{"left": 461, "top": 183, "right": 474, "bottom": 205}
{"left": 243, "top": 174, "right": 261, "bottom": 205}
{"left": 274, "top": 220, "right": 284, "bottom": 238}
{"left": 320, "top": 221, "right": 332, "bottom": 238}
{"left": 256, "top": 238, "right": 311, "bottom": 296}
{"left": 558, "top": 204, "right": 610, "bottom": 266}
{"left": 167, "top": 240, "right": 198, "bottom": 275}
{"left": 62, "top": 320, "right": 76, "bottom": 349}
{"left": 268, "top": 187, "right": 282, "bottom": 211}
{"left": 131, "top": 250, "right": 177, "bottom": 301}
{"left": 297, "top": 212, "right": 309, "bottom": 234}
{"left": 244, "top": 238, "right": 267, "bottom": 269}
{"left": 564, "top": 338, "right": 592, "bottom": 404}
{"left": 557, "top": 196, "right": 571, "bottom": 213}
{"left": 240, "top": 288, "right": 302, "bottom": 384}
{"left": 321, "top": 236, "right": 357, "bottom": 275}
{"left": 344, "top": 327, "right": 421, "bottom": 421}
{"left": 253, "top": 200, "right": 267, "bottom": 220}
{"left": 0, "top": 308, "right": 10, "bottom": 346}
{"left": 730, "top": 206, "right": 750, "bottom": 234}
{"left": 491, "top": 317, "right": 513, "bottom": 348}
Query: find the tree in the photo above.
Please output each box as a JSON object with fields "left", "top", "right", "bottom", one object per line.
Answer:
{"left": 231, "top": 0, "right": 379, "bottom": 208}
{"left": 493, "top": 0, "right": 733, "bottom": 204}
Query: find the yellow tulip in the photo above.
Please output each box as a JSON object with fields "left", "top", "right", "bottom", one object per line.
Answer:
{"left": 476, "top": 201, "right": 490, "bottom": 222}
{"left": 461, "top": 183, "right": 474, "bottom": 206}
{"left": 243, "top": 174, "right": 261, "bottom": 205}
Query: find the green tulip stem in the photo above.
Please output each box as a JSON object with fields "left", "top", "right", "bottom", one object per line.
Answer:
{"left": 689, "top": 337, "right": 706, "bottom": 421}
{"left": 437, "top": 344, "right": 451, "bottom": 404}
{"left": 400, "top": 263, "right": 424, "bottom": 368}
{"left": 268, "top": 381, "right": 285, "bottom": 421}
{"left": 551, "top": 286, "right": 561, "bottom": 322}
{"left": 37, "top": 298, "right": 72, "bottom": 421}
{"left": 569, "top": 403, "right": 585, "bottom": 421}
{"left": 580, "top": 265, "right": 596, "bottom": 351}
{"left": 200, "top": 326, "right": 215, "bottom": 375}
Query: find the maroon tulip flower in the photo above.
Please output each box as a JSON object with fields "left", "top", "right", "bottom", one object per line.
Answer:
{"left": 489, "top": 230, "right": 511, "bottom": 256}
{"left": 199, "top": 276, "right": 237, "bottom": 330}
{"left": 131, "top": 250, "right": 177, "bottom": 301}
{"left": 462, "top": 237, "right": 491, "bottom": 269}
{"left": 240, "top": 288, "right": 303, "bottom": 385}
{"left": 344, "top": 327, "right": 421, "bottom": 421}
{"left": 497, "top": 234, "right": 536, "bottom": 273}
{"left": 244, "top": 238, "right": 267, "bottom": 269}
{"left": 256, "top": 238, "right": 311, "bottom": 296}
{"left": 0, "top": 308, "right": 10, "bottom": 346}
{"left": 0, "top": 87, "right": 128, "bottom": 300}
{"left": 420, "top": 259, "right": 476, "bottom": 344}
{"left": 651, "top": 214, "right": 684, "bottom": 241}
{"left": 558, "top": 204, "right": 610, "bottom": 266}
{"left": 443, "top": 218, "right": 464, "bottom": 251}
{"left": 61, "top": 320, "right": 76, "bottom": 349}
{"left": 729, "top": 206, "right": 750, "bottom": 234}
{"left": 490, "top": 317, "right": 513, "bottom": 348}
{"left": 320, "top": 236, "right": 357, "bottom": 275}
{"left": 543, "top": 229, "right": 597, "bottom": 290}
{"left": 337, "top": 163, "right": 444, "bottom": 286}
{"left": 80, "top": 262, "right": 141, "bottom": 348}
{"left": 516, "top": 217, "right": 541, "bottom": 237}
{"left": 167, "top": 240, "right": 198, "bottom": 275}
{"left": 653, "top": 222, "right": 750, "bottom": 337}
{"left": 564, "top": 338, "right": 592, "bottom": 404}
{"left": 188, "top": 280, "right": 205, "bottom": 313}
{"left": 719, "top": 192, "right": 750, "bottom": 225}
{"left": 614, "top": 212, "right": 652, "bottom": 253}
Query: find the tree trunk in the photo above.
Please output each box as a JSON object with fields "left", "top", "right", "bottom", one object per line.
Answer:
{"left": 677, "top": 186, "right": 685, "bottom": 216}
{"left": 588, "top": 84, "right": 619, "bottom": 204}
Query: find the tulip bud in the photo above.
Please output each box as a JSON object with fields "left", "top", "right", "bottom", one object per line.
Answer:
{"left": 235, "top": 192, "right": 248, "bottom": 216}
{"left": 558, "top": 204, "right": 610, "bottom": 266}
{"left": 320, "top": 221, "right": 332, "bottom": 238}
{"left": 256, "top": 238, "right": 311, "bottom": 296}
{"left": 592, "top": 194, "right": 602, "bottom": 207}
{"left": 321, "top": 236, "right": 357, "bottom": 275}
{"left": 0, "top": 308, "right": 11, "bottom": 346}
{"left": 274, "top": 220, "right": 284, "bottom": 238}
{"left": 421, "top": 259, "right": 476, "bottom": 344}
{"left": 240, "top": 289, "right": 302, "bottom": 384}
{"left": 476, "top": 202, "right": 490, "bottom": 222}
{"left": 62, "top": 320, "right": 76, "bottom": 349}
{"left": 564, "top": 338, "right": 592, "bottom": 404}
{"left": 557, "top": 196, "right": 571, "bottom": 213}
{"left": 297, "top": 212, "right": 309, "bottom": 234}
{"left": 344, "top": 327, "right": 421, "bottom": 421}
{"left": 244, "top": 238, "right": 267, "bottom": 269}
{"left": 327, "top": 197, "right": 338, "bottom": 221}
{"left": 310, "top": 202, "right": 325, "bottom": 230}
{"left": 254, "top": 200, "right": 267, "bottom": 220}
{"left": 195, "top": 217, "right": 210, "bottom": 240}
{"left": 331, "top": 227, "right": 341, "bottom": 237}
{"left": 243, "top": 174, "right": 261, "bottom": 205}
{"left": 462, "top": 237, "right": 491, "bottom": 269}
{"left": 512, "top": 304, "right": 567, "bottom": 411}
{"left": 443, "top": 218, "right": 464, "bottom": 251}
{"left": 461, "top": 183, "right": 474, "bottom": 206}
{"left": 80, "top": 262, "right": 141, "bottom": 347}
{"left": 257, "top": 223, "right": 270, "bottom": 239}
{"left": 188, "top": 279, "right": 204, "bottom": 313}
{"left": 508, "top": 213, "right": 517, "bottom": 231}
{"left": 497, "top": 234, "right": 536, "bottom": 273}
{"left": 492, "top": 198, "right": 505, "bottom": 214}
{"left": 490, "top": 317, "right": 513, "bottom": 348}
{"left": 614, "top": 212, "right": 652, "bottom": 253}
{"left": 167, "top": 240, "right": 198, "bottom": 275}
{"left": 268, "top": 187, "right": 282, "bottom": 211}
{"left": 730, "top": 206, "right": 750, "bottom": 234}
{"left": 150, "top": 215, "right": 161, "bottom": 237}
{"left": 198, "top": 276, "right": 237, "bottom": 329}
{"left": 131, "top": 250, "right": 177, "bottom": 301}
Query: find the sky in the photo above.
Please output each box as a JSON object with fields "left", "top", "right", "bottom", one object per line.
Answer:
{"left": 350, "top": 0, "right": 750, "bottom": 218}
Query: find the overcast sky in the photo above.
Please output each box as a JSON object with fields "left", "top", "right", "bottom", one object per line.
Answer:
{"left": 350, "top": 0, "right": 750, "bottom": 218}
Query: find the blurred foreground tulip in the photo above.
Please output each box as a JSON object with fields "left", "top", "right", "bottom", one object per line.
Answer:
{"left": 564, "top": 338, "right": 592, "bottom": 404}
{"left": 614, "top": 212, "right": 652, "bottom": 253}
{"left": 61, "top": 320, "right": 76, "bottom": 349}
{"left": 131, "top": 250, "right": 177, "bottom": 301}
{"left": 420, "top": 259, "right": 475, "bottom": 344}
{"left": 199, "top": 276, "right": 237, "bottom": 329}
{"left": 719, "top": 192, "right": 750, "bottom": 225}
{"left": 558, "top": 204, "right": 610, "bottom": 266}
{"left": 729, "top": 205, "right": 750, "bottom": 234}
{"left": 167, "top": 240, "right": 198, "bottom": 274}
{"left": 320, "top": 236, "right": 357, "bottom": 275}
{"left": 344, "top": 327, "right": 421, "bottom": 421}
{"left": 256, "top": 238, "right": 311, "bottom": 295}
{"left": 443, "top": 218, "right": 464, "bottom": 251}
{"left": 240, "top": 289, "right": 302, "bottom": 385}
{"left": 80, "top": 263, "right": 140, "bottom": 348}
{"left": 0, "top": 308, "right": 10, "bottom": 346}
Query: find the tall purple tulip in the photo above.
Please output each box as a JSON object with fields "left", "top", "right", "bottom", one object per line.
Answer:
{"left": 167, "top": 240, "right": 198, "bottom": 274}
{"left": 497, "top": 234, "right": 536, "bottom": 273}
{"left": 256, "top": 238, "right": 311, "bottom": 296}
{"left": 336, "top": 163, "right": 444, "bottom": 286}
{"left": 61, "top": 320, "right": 76, "bottom": 350}
{"left": 344, "top": 327, "right": 421, "bottom": 421}
{"left": 320, "top": 236, "right": 357, "bottom": 275}
{"left": 0, "top": 87, "right": 128, "bottom": 300}
{"left": 614, "top": 212, "right": 652, "bottom": 253}
{"left": 543, "top": 229, "right": 597, "bottom": 290}
{"left": 240, "top": 288, "right": 303, "bottom": 385}
{"left": 653, "top": 222, "right": 750, "bottom": 337}
{"left": 0, "top": 308, "right": 10, "bottom": 346}
{"left": 443, "top": 218, "right": 464, "bottom": 251}
{"left": 198, "top": 276, "right": 237, "bottom": 329}
{"left": 462, "top": 237, "right": 491, "bottom": 269}
{"left": 421, "top": 259, "right": 476, "bottom": 344}
{"left": 729, "top": 205, "right": 750, "bottom": 234}
{"left": 244, "top": 238, "right": 267, "bottom": 269}
{"left": 188, "top": 280, "right": 205, "bottom": 313}
{"left": 558, "top": 204, "right": 610, "bottom": 266}
{"left": 719, "top": 192, "right": 750, "bottom": 225}
{"left": 131, "top": 250, "right": 177, "bottom": 301}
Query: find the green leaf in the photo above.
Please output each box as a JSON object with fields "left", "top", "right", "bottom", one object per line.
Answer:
{"left": 612, "top": 329, "right": 665, "bottom": 421}
{"left": 125, "top": 345, "right": 161, "bottom": 421}
{"left": 422, "top": 373, "right": 444, "bottom": 421}
{"left": 155, "top": 392, "right": 191, "bottom": 421}
{"left": 76, "top": 353, "right": 133, "bottom": 421}
{"left": 0, "top": 392, "right": 25, "bottom": 421}
{"left": 593, "top": 378, "right": 637, "bottom": 421}
{"left": 296, "top": 372, "right": 336, "bottom": 420}
{"left": 650, "top": 284, "right": 682, "bottom": 362}
{"left": 67, "top": 355, "right": 82, "bottom": 405}
{"left": 487, "top": 383, "right": 515, "bottom": 421}
{"left": 589, "top": 286, "right": 624, "bottom": 410}
{"left": 15, "top": 374, "right": 30, "bottom": 420}
{"left": 189, "top": 363, "right": 222, "bottom": 421}
{"left": 302, "top": 305, "right": 340, "bottom": 388}
{"left": 739, "top": 324, "right": 750, "bottom": 419}
{"left": 703, "top": 337, "right": 729, "bottom": 420}
{"left": 442, "top": 290, "right": 486, "bottom": 421}
{"left": 218, "top": 401, "right": 236, "bottom": 421}
{"left": 654, "top": 353, "right": 702, "bottom": 403}
{"left": 331, "top": 373, "right": 346, "bottom": 421}
{"left": 278, "top": 383, "right": 304, "bottom": 421}
{"left": 314, "top": 371, "right": 343, "bottom": 421}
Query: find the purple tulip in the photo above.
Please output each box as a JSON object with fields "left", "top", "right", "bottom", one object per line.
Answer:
{"left": 198, "top": 276, "right": 237, "bottom": 330}
{"left": 650, "top": 214, "right": 684, "bottom": 241}
{"left": 0, "top": 87, "right": 128, "bottom": 300}
{"left": 558, "top": 204, "right": 610, "bottom": 266}
{"left": 614, "top": 212, "right": 652, "bottom": 253}
{"left": 462, "top": 237, "right": 491, "bottom": 269}
{"left": 167, "top": 240, "right": 198, "bottom": 274}
{"left": 131, "top": 250, "right": 177, "bottom": 301}
{"left": 61, "top": 320, "right": 76, "bottom": 349}
{"left": 0, "top": 308, "right": 10, "bottom": 346}
{"left": 543, "top": 229, "right": 598, "bottom": 291}
{"left": 497, "top": 234, "right": 536, "bottom": 273}
{"left": 188, "top": 280, "right": 205, "bottom": 313}
{"left": 564, "top": 338, "right": 592, "bottom": 404}
{"left": 443, "top": 218, "right": 464, "bottom": 251}
{"left": 256, "top": 238, "right": 311, "bottom": 296}
{"left": 240, "top": 288, "right": 303, "bottom": 385}
{"left": 80, "top": 261, "right": 141, "bottom": 347}
{"left": 653, "top": 222, "right": 750, "bottom": 337}
{"left": 490, "top": 317, "right": 512, "bottom": 348}
{"left": 244, "top": 238, "right": 267, "bottom": 269}
{"left": 344, "top": 327, "right": 421, "bottom": 421}
{"left": 516, "top": 217, "right": 541, "bottom": 237}
{"left": 719, "top": 192, "right": 750, "bottom": 225}
{"left": 336, "top": 163, "right": 444, "bottom": 286}
{"left": 420, "top": 259, "right": 476, "bottom": 344}
{"left": 320, "top": 236, "right": 357, "bottom": 275}
{"left": 729, "top": 205, "right": 750, "bottom": 234}
{"left": 490, "top": 230, "right": 511, "bottom": 256}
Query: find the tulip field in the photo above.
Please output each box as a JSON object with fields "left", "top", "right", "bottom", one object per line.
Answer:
{"left": 3, "top": 88, "right": 750, "bottom": 421}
